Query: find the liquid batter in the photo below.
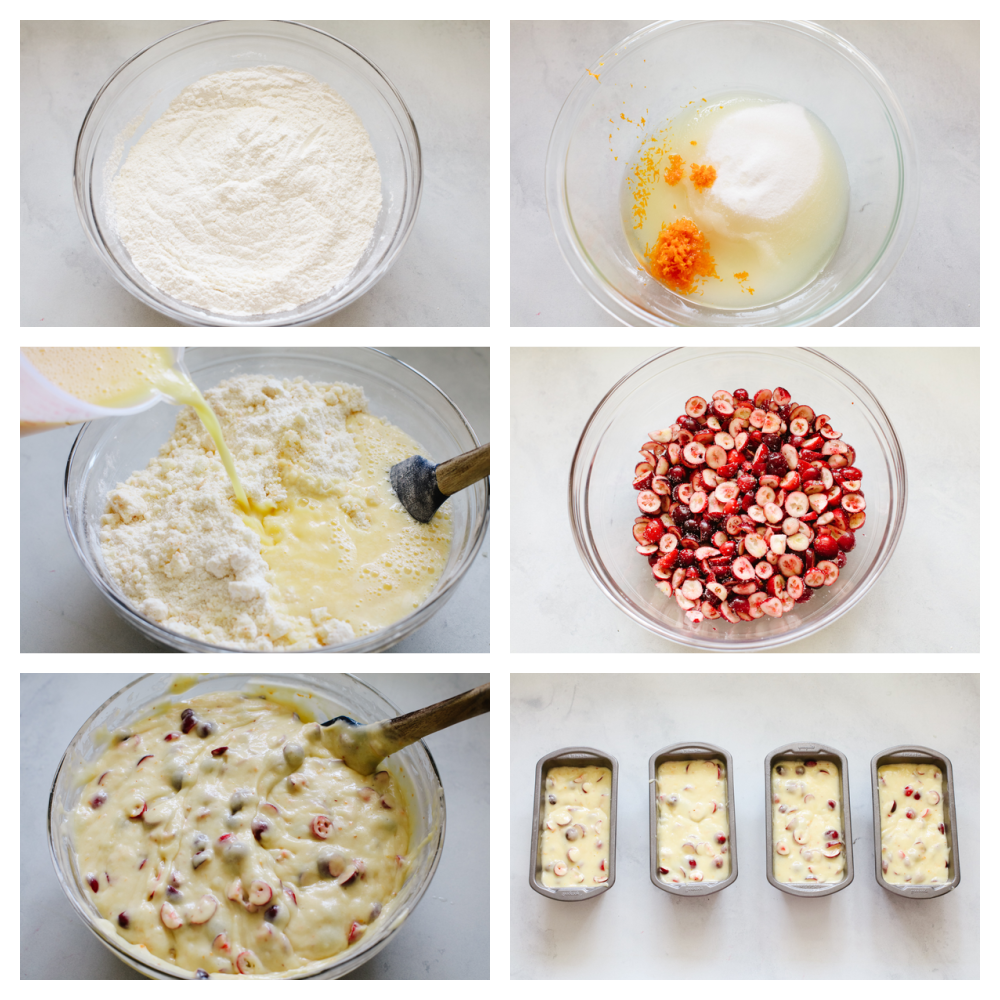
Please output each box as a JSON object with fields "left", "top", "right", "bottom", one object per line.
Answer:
{"left": 247, "top": 411, "right": 452, "bottom": 643}
{"left": 771, "top": 759, "right": 845, "bottom": 883}
{"left": 877, "top": 763, "right": 950, "bottom": 885}
{"left": 623, "top": 93, "right": 849, "bottom": 308}
{"left": 70, "top": 690, "right": 411, "bottom": 978}
{"left": 655, "top": 759, "right": 730, "bottom": 883}
{"left": 540, "top": 766, "right": 611, "bottom": 888}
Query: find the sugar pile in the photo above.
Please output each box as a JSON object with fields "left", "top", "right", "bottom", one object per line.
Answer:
{"left": 700, "top": 103, "right": 822, "bottom": 220}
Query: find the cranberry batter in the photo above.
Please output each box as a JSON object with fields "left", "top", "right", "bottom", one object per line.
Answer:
{"left": 655, "top": 759, "right": 730, "bottom": 883}
{"left": 70, "top": 691, "right": 410, "bottom": 978}
{"left": 771, "top": 759, "right": 845, "bottom": 883}
{"left": 540, "top": 765, "right": 611, "bottom": 888}
{"left": 878, "top": 762, "right": 949, "bottom": 885}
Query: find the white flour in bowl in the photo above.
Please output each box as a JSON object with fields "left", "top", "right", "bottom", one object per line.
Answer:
{"left": 111, "top": 66, "right": 381, "bottom": 316}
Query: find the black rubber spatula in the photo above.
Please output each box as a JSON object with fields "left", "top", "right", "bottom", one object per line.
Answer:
{"left": 389, "top": 442, "right": 490, "bottom": 523}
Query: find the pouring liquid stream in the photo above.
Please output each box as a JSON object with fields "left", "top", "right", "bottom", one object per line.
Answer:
{"left": 21, "top": 346, "right": 248, "bottom": 510}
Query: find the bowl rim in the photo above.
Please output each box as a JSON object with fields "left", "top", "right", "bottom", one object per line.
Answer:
{"left": 62, "top": 346, "right": 489, "bottom": 653}
{"left": 73, "top": 19, "right": 423, "bottom": 327}
{"left": 46, "top": 671, "right": 448, "bottom": 980}
{"left": 545, "top": 19, "right": 919, "bottom": 327}
{"left": 568, "top": 346, "right": 908, "bottom": 650}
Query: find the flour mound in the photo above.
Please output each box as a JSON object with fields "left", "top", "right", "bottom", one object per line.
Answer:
{"left": 100, "top": 376, "right": 366, "bottom": 650}
{"left": 702, "top": 102, "right": 822, "bottom": 220}
{"left": 112, "top": 66, "right": 382, "bottom": 316}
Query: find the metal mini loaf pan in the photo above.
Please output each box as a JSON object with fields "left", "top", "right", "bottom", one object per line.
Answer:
{"left": 648, "top": 741, "right": 738, "bottom": 896}
{"left": 764, "top": 741, "right": 854, "bottom": 897}
{"left": 529, "top": 746, "right": 618, "bottom": 901}
{"left": 871, "top": 745, "right": 960, "bottom": 898}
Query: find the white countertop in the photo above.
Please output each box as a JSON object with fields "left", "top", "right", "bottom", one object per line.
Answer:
{"left": 511, "top": 672, "right": 979, "bottom": 979}
{"left": 511, "top": 347, "right": 978, "bottom": 654}
{"left": 21, "top": 672, "right": 489, "bottom": 979}
{"left": 20, "top": 346, "right": 489, "bottom": 653}
{"left": 20, "top": 20, "right": 488, "bottom": 327}
{"left": 511, "top": 20, "right": 979, "bottom": 326}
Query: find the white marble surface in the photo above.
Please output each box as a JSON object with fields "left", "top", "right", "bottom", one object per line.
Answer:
{"left": 20, "top": 20, "right": 488, "bottom": 326}
{"left": 20, "top": 347, "right": 489, "bottom": 653}
{"left": 511, "top": 672, "right": 979, "bottom": 979}
{"left": 511, "top": 347, "right": 978, "bottom": 654}
{"left": 510, "top": 20, "right": 979, "bottom": 326}
{"left": 21, "top": 672, "right": 488, "bottom": 979}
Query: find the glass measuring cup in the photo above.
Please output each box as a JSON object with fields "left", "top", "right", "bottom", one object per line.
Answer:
{"left": 20, "top": 347, "right": 185, "bottom": 435}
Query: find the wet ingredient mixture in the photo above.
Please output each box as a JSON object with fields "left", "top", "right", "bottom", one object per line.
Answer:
{"left": 771, "top": 759, "right": 845, "bottom": 883}
{"left": 877, "top": 763, "right": 950, "bottom": 885}
{"left": 540, "top": 766, "right": 611, "bottom": 888}
{"left": 100, "top": 375, "right": 451, "bottom": 650}
{"left": 655, "top": 759, "right": 730, "bottom": 883}
{"left": 623, "top": 93, "right": 849, "bottom": 307}
{"left": 70, "top": 690, "right": 410, "bottom": 978}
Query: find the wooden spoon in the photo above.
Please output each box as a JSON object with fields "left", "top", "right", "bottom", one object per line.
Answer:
{"left": 321, "top": 683, "right": 490, "bottom": 774}
{"left": 390, "top": 443, "right": 490, "bottom": 523}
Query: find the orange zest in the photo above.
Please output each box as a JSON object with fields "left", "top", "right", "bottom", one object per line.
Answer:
{"left": 664, "top": 154, "right": 684, "bottom": 186}
{"left": 645, "top": 218, "right": 718, "bottom": 295}
{"left": 690, "top": 163, "right": 717, "bottom": 192}
{"left": 734, "top": 271, "right": 755, "bottom": 295}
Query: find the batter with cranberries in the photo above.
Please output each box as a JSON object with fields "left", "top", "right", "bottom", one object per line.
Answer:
{"left": 70, "top": 690, "right": 410, "bottom": 978}
{"left": 877, "top": 762, "right": 949, "bottom": 885}
{"left": 540, "top": 765, "right": 611, "bottom": 888}
{"left": 655, "top": 759, "right": 730, "bottom": 883}
{"left": 771, "top": 759, "right": 845, "bottom": 883}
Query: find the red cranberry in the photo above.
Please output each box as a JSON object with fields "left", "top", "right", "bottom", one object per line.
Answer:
{"left": 837, "top": 531, "right": 856, "bottom": 552}
{"left": 765, "top": 453, "right": 788, "bottom": 477}
{"left": 814, "top": 536, "right": 839, "bottom": 558}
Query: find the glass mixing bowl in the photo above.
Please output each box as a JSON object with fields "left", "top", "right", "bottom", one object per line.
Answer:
{"left": 74, "top": 20, "right": 421, "bottom": 326}
{"left": 569, "top": 348, "right": 907, "bottom": 650}
{"left": 63, "top": 347, "right": 489, "bottom": 652}
{"left": 546, "top": 21, "right": 918, "bottom": 326}
{"left": 47, "top": 673, "right": 446, "bottom": 979}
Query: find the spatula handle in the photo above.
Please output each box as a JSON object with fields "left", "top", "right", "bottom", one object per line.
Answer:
{"left": 436, "top": 443, "right": 490, "bottom": 496}
{"left": 383, "top": 683, "right": 490, "bottom": 746}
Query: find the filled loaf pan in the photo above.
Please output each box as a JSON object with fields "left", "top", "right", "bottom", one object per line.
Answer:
{"left": 764, "top": 741, "right": 854, "bottom": 896}
{"left": 871, "top": 745, "right": 960, "bottom": 898}
{"left": 529, "top": 746, "right": 618, "bottom": 901}
{"left": 648, "top": 741, "right": 738, "bottom": 896}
